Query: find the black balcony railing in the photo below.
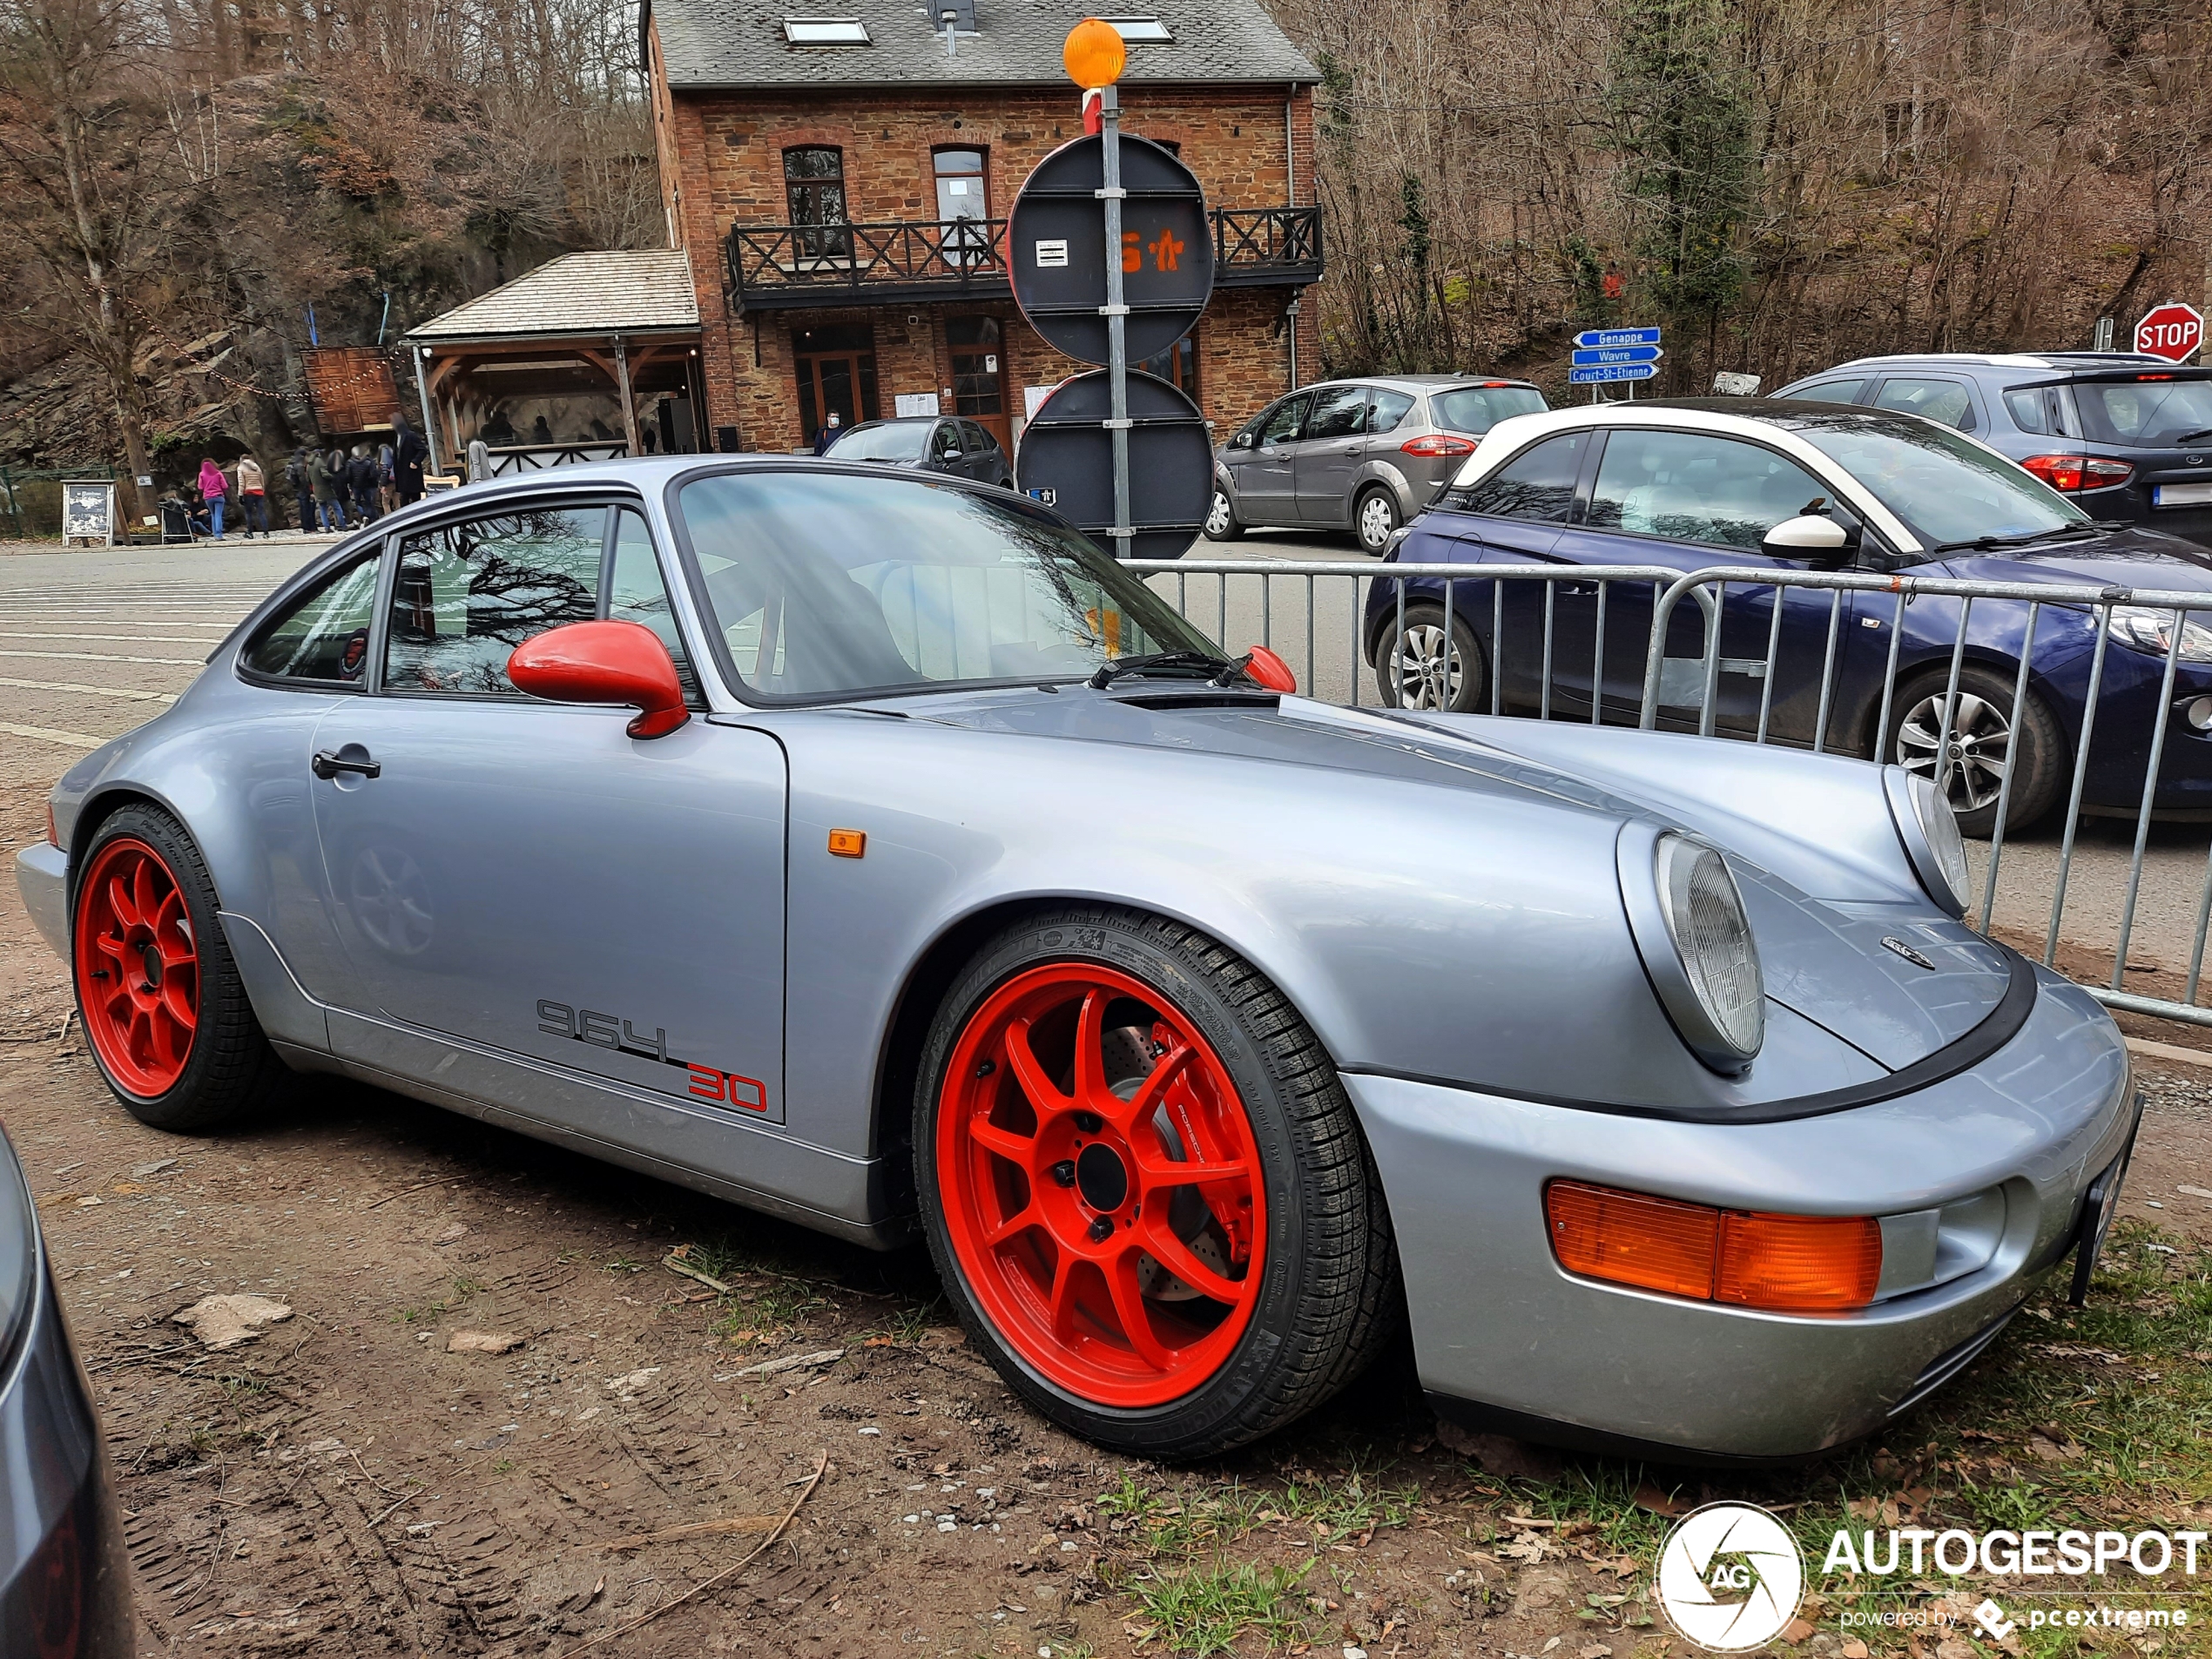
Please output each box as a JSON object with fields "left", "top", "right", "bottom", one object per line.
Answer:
{"left": 726, "top": 206, "right": 1323, "bottom": 310}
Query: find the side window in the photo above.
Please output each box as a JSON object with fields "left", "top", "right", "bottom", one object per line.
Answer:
{"left": 1444, "top": 431, "right": 1590, "bottom": 523}
{"left": 608, "top": 508, "right": 700, "bottom": 701}
{"left": 931, "top": 421, "right": 961, "bottom": 461}
{"left": 962, "top": 419, "right": 995, "bottom": 454}
{"left": 1872, "top": 376, "right": 1976, "bottom": 431}
{"left": 1258, "top": 394, "right": 1310, "bottom": 447}
{"left": 241, "top": 550, "right": 379, "bottom": 685}
{"left": 1586, "top": 431, "right": 1829, "bottom": 550}
{"left": 1304, "top": 385, "right": 1369, "bottom": 440}
{"left": 2002, "top": 388, "right": 2048, "bottom": 435}
{"left": 386, "top": 507, "right": 605, "bottom": 695}
{"left": 1366, "top": 389, "right": 1415, "bottom": 432}
{"left": 1778, "top": 378, "right": 1867, "bottom": 405}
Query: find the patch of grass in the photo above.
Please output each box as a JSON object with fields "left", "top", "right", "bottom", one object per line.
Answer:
{"left": 389, "top": 1275, "right": 484, "bottom": 1326}
{"left": 862, "top": 1296, "right": 946, "bottom": 1347}
{"left": 1271, "top": 1465, "right": 1420, "bottom": 1544}
{"left": 488, "top": 1456, "right": 516, "bottom": 1474}
{"left": 604, "top": 1255, "right": 645, "bottom": 1276}
{"left": 1100, "top": 1474, "right": 1271, "bottom": 1554}
{"left": 712, "top": 1277, "right": 829, "bottom": 1345}
{"left": 1124, "top": 1559, "right": 1310, "bottom": 1657}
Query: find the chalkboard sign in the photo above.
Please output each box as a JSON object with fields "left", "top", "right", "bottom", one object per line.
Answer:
{"left": 61, "top": 481, "right": 117, "bottom": 545}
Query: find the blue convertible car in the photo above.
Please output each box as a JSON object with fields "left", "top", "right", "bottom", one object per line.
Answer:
{"left": 1365, "top": 400, "right": 2212, "bottom": 834}
{"left": 18, "top": 458, "right": 2136, "bottom": 1461}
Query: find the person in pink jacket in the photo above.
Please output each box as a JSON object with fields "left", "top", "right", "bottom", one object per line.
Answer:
{"left": 195, "top": 457, "right": 228, "bottom": 539}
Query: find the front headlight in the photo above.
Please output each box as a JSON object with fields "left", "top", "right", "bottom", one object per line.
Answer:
{"left": 2111, "top": 605, "right": 2212, "bottom": 663}
{"left": 1617, "top": 830, "right": 1765, "bottom": 1074}
{"left": 1884, "top": 766, "right": 1970, "bottom": 915}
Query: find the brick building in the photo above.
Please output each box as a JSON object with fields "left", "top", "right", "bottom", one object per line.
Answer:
{"left": 643, "top": 0, "right": 1324, "bottom": 455}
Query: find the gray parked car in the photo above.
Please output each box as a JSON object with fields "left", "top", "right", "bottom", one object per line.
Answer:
{"left": 1207, "top": 375, "right": 1548, "bottom": 552}
{"left": 826, "top": 415, "right": 1015, "bottom": 490}
{"left": 1770, "top": 352, "right": 2212, "bottom": 547}
{"left": 18, "top": 458, "right": 2134, "bottom": 1463}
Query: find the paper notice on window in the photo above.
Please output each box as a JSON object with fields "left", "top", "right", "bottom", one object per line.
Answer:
{"left": 1024, "top": 385, "right": 1057, "bottom": 419}
{"left": 894, "top": 393, "right": 941, "bottom": 418}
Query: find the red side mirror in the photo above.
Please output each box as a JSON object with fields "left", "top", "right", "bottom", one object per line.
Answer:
{"left": 507, "top": 620, "right": 690, "bottom": 739}
{"left": 1241, "top": 644, "right": 1298, "bottom": 694}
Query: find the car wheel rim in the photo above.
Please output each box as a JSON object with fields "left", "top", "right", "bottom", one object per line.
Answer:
{"left": 1896, "top": 691, "right": 2011, "bottom": 813}
{"left": 1390, "top": 623, "right": 1462, "bottom": 709}
{"left": 1359, "top": 496, "right": 1394, "bottom": 549}
{"left": 74, "top": 837, "right": 199, "bottom": 1096}
{"left": 1205, "top": 493, "right": 1232, "bottom": 536}
{"left": 936, "top": 962, "right": 1267, "bottom": 1408}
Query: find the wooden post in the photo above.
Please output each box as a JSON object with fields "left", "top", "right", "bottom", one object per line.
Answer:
{"left": 613, "top": 336, "right": 642, "bottom": 455}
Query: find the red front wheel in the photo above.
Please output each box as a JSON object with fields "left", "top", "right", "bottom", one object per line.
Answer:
{"left": 916, "top": 907, "right": 1398, "bottom": 1458}
{"left": 71, "top": 804, "right": 292, "bottom": 1130}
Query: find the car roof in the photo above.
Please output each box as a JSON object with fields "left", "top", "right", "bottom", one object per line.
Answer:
{"left": 1482, "top": 396, "right": 1952, "bottom": 443}
{"left": 840, "top": 416, "right": 944, "bottom": 428}
{"left": 1794, "top": 351, "right": 2177, "bottom": 375}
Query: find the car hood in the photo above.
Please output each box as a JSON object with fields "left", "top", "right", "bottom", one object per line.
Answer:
{"left": 903, "top": 686, "right": 2009, "bottom": 1080}
{"left": 1930, "top": 524, "right": 2212, "bottom": 590}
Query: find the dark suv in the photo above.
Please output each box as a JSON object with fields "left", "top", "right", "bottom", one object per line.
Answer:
{"left": 1770, "top": 352, "right": 2212, "bottom": 546}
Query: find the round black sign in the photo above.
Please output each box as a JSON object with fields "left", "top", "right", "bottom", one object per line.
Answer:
{"left": 1008, "top": 133, "right": 1214, "bottom": 367}
{"left": 1016, "top": 369, "right": 1211, "bottom": 562}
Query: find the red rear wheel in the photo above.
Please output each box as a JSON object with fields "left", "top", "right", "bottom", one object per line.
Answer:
{"left": 936, "top": 963, "right": 1266, "bottom": 1407}
{"left": 73, "top": 837, "right": 199, "bottom": 1096}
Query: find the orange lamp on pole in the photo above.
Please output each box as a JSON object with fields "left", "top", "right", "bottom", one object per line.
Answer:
{"left": 1062, "top": 17, "right": 1125, "bottom": 90}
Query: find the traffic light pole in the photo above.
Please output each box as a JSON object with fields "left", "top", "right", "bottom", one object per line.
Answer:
{"left": 1099, "top": 85, "right": 1132, "bottom": 560}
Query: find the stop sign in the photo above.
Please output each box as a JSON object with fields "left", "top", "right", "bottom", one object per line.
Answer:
{"left": 2134, "top": 301, "right": 2204, "bottom": 363}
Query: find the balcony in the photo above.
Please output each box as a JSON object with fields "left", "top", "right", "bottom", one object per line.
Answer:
{"left": 725, "top": 206, "right": 1323, "bottom": 312}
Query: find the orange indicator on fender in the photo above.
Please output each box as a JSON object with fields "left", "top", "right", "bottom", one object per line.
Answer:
{"left": 1545, "top": 1179, "right": 1882, "bottom": 1312}
{"left": 827, "top": 828, "right": 867, "bottom": 858}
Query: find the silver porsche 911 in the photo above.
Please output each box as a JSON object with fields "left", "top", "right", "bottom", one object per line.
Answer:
{"left": 16, "top": 459, "right": 2138, "bottom": 1462}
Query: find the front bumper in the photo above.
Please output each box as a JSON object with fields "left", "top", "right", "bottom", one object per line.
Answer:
{"left": 1347, "top": 963, "right": 2134, "bottom": 1460}
{"left": 14, "top": 841, "right": 66, "bottom": 961}
{"left": 0, "top": 1264, "right": 132, "bottom": 1657}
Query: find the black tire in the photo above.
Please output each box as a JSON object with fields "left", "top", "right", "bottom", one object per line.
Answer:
{"left": 1353, "top": 485, "right": 1401, "bottom": 555}
{"left": 914, "top": 905, "right": 1399, "bottom": 1459}
{"left": 71, "top": 803, "right": 293, "bottom": 1130}
{"left": 1373, "top": 603, "right": 1487, "bottom": 712}
{"left": 1202, "top": 488, "right": 1244, "bottom": 542}
{"left": 1883, "top": 664, "right": 2065, "bottom": 839}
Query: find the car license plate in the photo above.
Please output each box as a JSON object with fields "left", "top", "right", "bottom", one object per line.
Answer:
{"left": 2067, "top": 1096, "right": 2143, "bottom": 1305}
{"left": 2155, "top": 481, "right": 2212, "bottom": 507}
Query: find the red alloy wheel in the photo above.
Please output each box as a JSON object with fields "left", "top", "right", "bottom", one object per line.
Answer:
{"left": 935, "top": 963, "right": 1267, "bottom": 1408}
{"left": 73, "top": 837, "right": 199, "bottom": 1096}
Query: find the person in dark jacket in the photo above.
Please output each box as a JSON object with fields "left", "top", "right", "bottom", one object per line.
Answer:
{"left": 311, "top": 448, "right": 347, "bottom": 529}
{"left": 346, "top": 444, "right": 381, "bottom": 525}
{"left": 394, "top": 420, "right": 428, "bottom": 504}
{"left": 813, "top": 411, "right": 844, "bottom": 455}
{"left": 286, "top": 448, "right": 316, "bottom": 532}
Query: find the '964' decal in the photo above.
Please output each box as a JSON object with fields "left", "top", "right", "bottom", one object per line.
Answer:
{"left": 536, "top": 1000, "right": 770, "bottom": 1117}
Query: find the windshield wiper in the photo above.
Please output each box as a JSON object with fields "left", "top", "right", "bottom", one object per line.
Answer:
{"left": 2171, "top": 428, "right": 2212, "bottom": 447}
{"left": 1931, "top": 524, "right": 2107, "bottom": 554}
{"left": 1088, "top": 649, "right": 1233, "bottom": 690}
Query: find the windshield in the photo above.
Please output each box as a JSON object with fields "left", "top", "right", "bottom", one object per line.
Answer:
{"left": 676, "top": 470, "right": 1221, "bottom": 700}
{"left": 827, "top": 423, "right": 930, "bottom": 462}
{"left": 1792, "top": 415, "right": 2088, "bottom": 549}
{"left": 2073, "top": 378, "right": 2212, "bottom": 448}
{"left": 1430, "top": 385, "right": 1548, "bottom": 435}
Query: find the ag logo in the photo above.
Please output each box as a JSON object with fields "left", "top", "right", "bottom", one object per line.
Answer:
{"left": 1655, "top": 1501, "right": 1804, "bottom": 1652}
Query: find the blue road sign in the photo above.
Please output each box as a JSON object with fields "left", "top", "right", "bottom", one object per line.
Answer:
{"left": 1568, "top": 362, "right": 1659, "bottom": 385}
{"left": 1575, "top": 327, "right": 1662, "bottom": 348}
{"left": 1571, "top": 345, "right": 1663, "bottom": 367}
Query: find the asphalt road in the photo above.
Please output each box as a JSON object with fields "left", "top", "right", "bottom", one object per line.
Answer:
{"left": 3, "top": 525, "right": 2208, "bottom": 1008}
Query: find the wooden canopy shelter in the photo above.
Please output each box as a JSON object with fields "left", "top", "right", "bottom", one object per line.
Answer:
{"left": 407, "top": 250, "right": 706, "bottom": 472}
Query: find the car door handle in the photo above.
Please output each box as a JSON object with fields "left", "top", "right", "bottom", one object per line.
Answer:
{"left": 312, "top": 749, "right": 381, "bottom": 780}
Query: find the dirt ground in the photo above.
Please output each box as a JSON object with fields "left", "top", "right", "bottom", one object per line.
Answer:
{"left": 3, "top": 544, "right": 2209, "bottom": 1657}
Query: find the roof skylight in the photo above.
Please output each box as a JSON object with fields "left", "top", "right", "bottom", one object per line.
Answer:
{"left": 1102, "top": 16, "right": 1173, "bottom": 41}
{"left": 783, "top": 17, "right": 871, "bottom": 43}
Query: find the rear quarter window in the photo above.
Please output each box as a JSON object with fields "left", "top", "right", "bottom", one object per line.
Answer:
{"left": 239, "top": 550, "right": 379, "bottom": 685}
{"left": 1430, "top": 385, "right": 1548, "bottom": 435}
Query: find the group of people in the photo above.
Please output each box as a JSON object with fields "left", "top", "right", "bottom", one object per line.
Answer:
{"left": 175, "top": 422, "right": 428, "bottom": 540}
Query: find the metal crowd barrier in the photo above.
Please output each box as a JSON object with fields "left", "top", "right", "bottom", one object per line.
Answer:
{"left": 1127, "top": 556, "right": 2212, "bottom": 1032}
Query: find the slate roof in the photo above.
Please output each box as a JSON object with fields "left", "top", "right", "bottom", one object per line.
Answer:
{"left": 408, "top": 251, "right": 700, "bottom": 342}
{"left": 647, "top": 0, "right": 1319, "bottom": 91}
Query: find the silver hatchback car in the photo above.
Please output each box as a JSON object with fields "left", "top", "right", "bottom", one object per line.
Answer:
{"left": 1207, "top": 374, "right": 1548, "bottom": 552}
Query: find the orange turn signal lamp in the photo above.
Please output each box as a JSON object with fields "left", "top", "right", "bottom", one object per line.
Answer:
{"left": 827, "top": 828, "right": 867, "bottom": 858}
{"left": 1545, "top": 1179, "right": 1882, "bottom": 1312}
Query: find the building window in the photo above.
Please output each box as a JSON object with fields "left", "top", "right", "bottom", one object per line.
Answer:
{"left": 785, "top": 146, "right": 850, "bottom": 260}
{"left": 1138, "top": 331, "right": 1198, "bottom": 402}
{"left": 947, "top": 317, "right": 1003, "bottom": 417}
{"left": 782, "top": 17, "right": 869, "bottom": 43}
{"left": 934, "top": 149, "right": 990, "bottom": 269}
{"left": 792, "top": 323, "right": 880, "bottom": 443}
{"left": 1103, "top": 16, "right": 1174, "bottom": 42}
